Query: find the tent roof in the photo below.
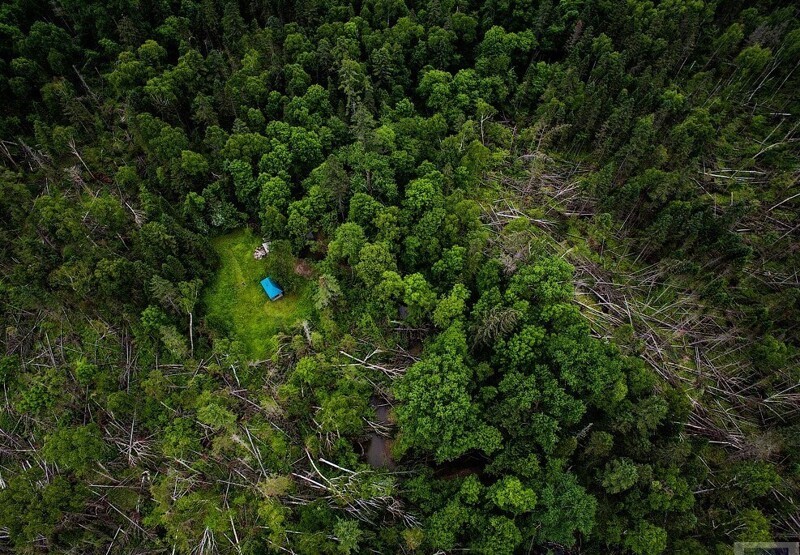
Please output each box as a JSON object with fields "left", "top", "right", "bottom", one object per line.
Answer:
{"left": 260, "top": 277, "right": 284, "bottom": 300}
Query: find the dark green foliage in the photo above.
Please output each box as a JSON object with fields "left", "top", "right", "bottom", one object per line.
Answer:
{"left": 0, "top": 0, "right": 798, "bottom": 553}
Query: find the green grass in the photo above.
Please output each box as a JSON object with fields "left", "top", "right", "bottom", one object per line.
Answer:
{"left": 203, "top": 228, "right": 312, "bottom": 361}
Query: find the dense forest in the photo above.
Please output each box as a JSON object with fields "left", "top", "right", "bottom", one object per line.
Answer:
{"left": 0, "top": 0, "right": 798, "bottom": 553}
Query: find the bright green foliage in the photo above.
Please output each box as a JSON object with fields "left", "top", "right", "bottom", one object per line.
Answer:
{"left": 42, "top": 424, "right": 109, "bottom": 472}
{"left": 355, "top": 242, "right": 397, "bottom": 287}
{"left": 625, "top": 521, "right": 668, "bottom": 555}
{"left": 433, "top": 283, "right": 470, "bottom": 327}
{"left": 735, "top": 508, "right": 773, "bottom": 542}
{"left": 161, "top": 417, "right": 201, "bottom": 459}
{"left": 733, "top": 461, "right": 781, "bottom": 499}
{"left": 533, "top": 464, "right": 597, "bottom": 546}
{"left": 180, "top": 150, "right": 209, "bottom": 176}
{"left": 376, "top": 270, "right": 405, "bottom": 305}
{"left": 258, "top": 175, "right": 292, "bottom": 212}
{"left": 327, "top": 222, "right": 366, "bottom": 266}
{"left": 402, "top": 273, "right": 437, "bottom": 324}
{"left": 396, "top": 324, "right": 502, "bottom": 462}
{"left": 601, "top": 458, "right": 640, "bottom": 494}
{"left": 73, "top": 358, "right": 99, "bottom": 386}
{"left": 148, "top": 489, "right": 231, "bottom": 554}
{"left": 488, "top": 476, "right": 537, "bottom": 515}
{"left": 333, "top": 518, "right": 362, "bottom": 554}
{"left": 396, "top": 352, "right": 497, "bottom": 461}
{"left": 480, "top": 516, "right": 522, "bottom": 554}
{"left": 197, "top": 400, "right": 236, "bottom": 430}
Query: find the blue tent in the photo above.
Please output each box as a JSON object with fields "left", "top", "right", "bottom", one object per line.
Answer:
{"left": 260, "top": 277, "right": 284, "bottom": 300}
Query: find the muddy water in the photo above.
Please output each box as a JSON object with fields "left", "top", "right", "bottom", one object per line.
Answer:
{"left": 365, "top": 398, "right": 396, "bottom": 469}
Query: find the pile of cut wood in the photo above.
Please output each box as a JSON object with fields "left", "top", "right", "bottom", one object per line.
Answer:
{"left": 254, "top": 242, "right": 270, "bottom": 259}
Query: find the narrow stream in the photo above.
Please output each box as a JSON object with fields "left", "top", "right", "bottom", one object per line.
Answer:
{"left": 364, "top": 397, "right": 395, "bottom": 469}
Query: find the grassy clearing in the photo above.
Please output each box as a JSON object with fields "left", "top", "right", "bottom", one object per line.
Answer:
{"left": 203, "top": 228, "right": 312, "bottom": 361}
